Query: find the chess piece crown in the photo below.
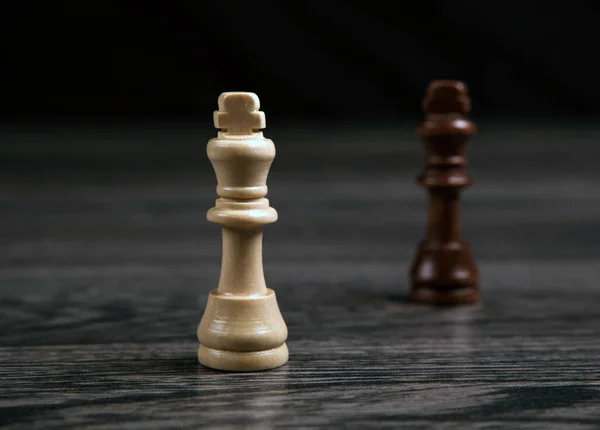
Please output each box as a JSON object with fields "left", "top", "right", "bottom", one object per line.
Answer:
{"left": 197, "top": 92, "right": 288, "bottom": 371}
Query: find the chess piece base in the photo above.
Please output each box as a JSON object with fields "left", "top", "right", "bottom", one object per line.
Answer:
{"left": 410, "top": 241, "right": 479, "bottom": 305}
{"left": 197, "top": 289, "right": 288, "bottom": 371}
{"left": 198, "top": 343, "right": 288, "bottom": 372}
{"left": 410, "top": 285, "right": 480, "bottom": 305}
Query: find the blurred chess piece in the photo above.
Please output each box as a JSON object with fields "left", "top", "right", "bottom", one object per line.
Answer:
{"left": 197, "top": 92, "right": 288, "bottom": 371}
{"left": 410, "top": 81, "right": 480, "bottom": 304}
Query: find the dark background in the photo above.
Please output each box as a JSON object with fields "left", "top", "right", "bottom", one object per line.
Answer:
{"left": 4, "top": 1, "right": 600, "bottom": 123}
{"left": 2, "top": 4, "right": 600, "bottom": 428}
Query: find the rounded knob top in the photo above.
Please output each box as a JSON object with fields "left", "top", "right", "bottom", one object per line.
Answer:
{"left": 423, "top": 81, "right": 471, "bottom": 114}
{"left": 214, "top": 92, "right": 266, "bottom": 135}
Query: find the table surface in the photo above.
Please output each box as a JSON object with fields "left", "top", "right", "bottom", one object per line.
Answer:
{"left": 1, "top": 121, "right": 599, "bottom": 429}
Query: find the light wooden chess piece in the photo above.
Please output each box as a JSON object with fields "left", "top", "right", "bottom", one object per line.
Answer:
{"left": 197, "top": 92, "right": 288, "bottom": 371}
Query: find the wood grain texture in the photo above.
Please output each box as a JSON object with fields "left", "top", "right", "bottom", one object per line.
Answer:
{"left": 1, "top": 122, "right": 600, "bottom": 429}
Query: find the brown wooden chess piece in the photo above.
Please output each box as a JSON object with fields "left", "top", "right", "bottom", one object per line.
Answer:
{"left": 409, "top": 80, "right": 480, "bottom": 305}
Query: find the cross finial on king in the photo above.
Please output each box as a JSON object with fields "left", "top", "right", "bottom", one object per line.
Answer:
{"left": 214, "top": 92, "right": 266, "bottom": 135}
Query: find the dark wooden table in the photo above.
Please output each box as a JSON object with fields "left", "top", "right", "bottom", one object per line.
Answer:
{"left": 1, "top": 121, "right": 599, "bottom": 428}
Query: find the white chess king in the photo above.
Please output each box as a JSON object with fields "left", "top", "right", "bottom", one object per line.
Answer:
{"left": 197, "top": 92, "right": 288, "bottom": 371}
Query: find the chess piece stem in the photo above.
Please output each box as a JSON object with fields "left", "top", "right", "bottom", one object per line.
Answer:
{"left": 218, "top": 228, "right": 267, "bottom": 295}
{"left": 197, "top": 92, "right": 288, "bottom": 371}
{"left": 410, "top": 81, "right": 480, "bottom": 304}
